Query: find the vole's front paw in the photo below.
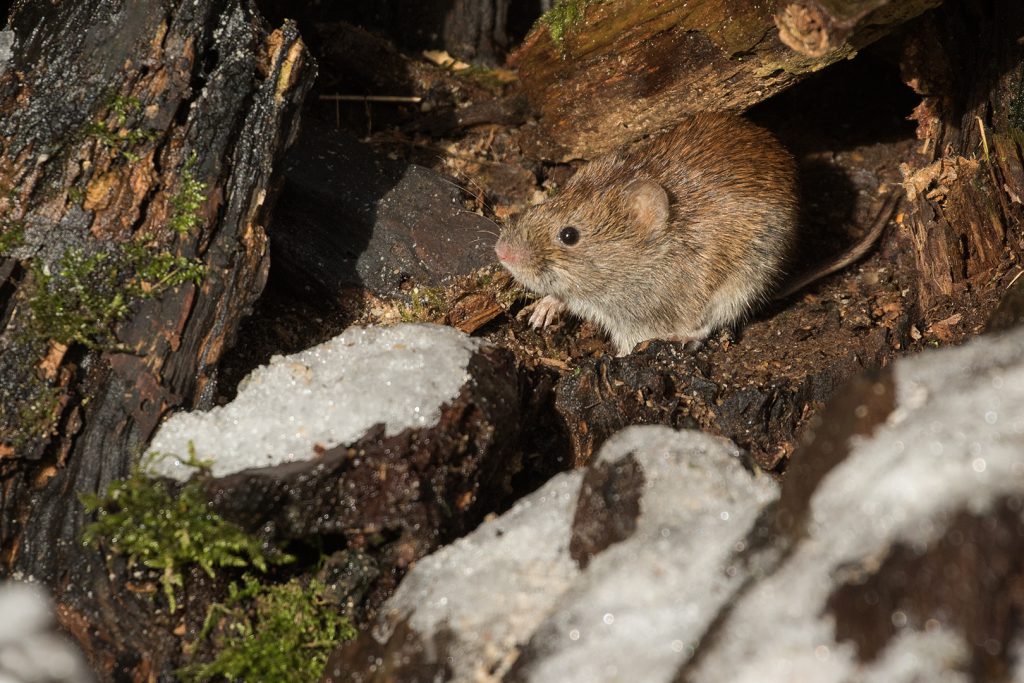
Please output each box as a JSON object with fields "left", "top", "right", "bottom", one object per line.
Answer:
{"left": 525, "top": 296, "right": 566, "bottom": 329}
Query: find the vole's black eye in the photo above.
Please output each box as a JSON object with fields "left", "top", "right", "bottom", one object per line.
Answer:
{"left": 558, "top": 226, "right": 580, "bottom": 246}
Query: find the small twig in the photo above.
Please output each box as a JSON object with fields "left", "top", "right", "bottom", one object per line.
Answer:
{"left": 319, "top": 94, "right": 423, "bottom": 104}
{"left": 976, "top": 115, "right": 1013, "bottom": 224}
{"left": 976, "top": 115, "right": 990, "bottom": 163}
{"left": 1007, "top": 268, "right": 1024, "bottom": 290}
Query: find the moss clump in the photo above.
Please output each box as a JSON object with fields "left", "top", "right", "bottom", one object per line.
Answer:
{"left": 86, "top": 95, "right": 157, "bottom": 162}
{"left": 399, "top": 285, "right": 448, "bottom": 323}
{"left": 181, "top": 576, "right": 356, "bottom": 683}
{"left": 458, "top": 65, "right": 517, "bottom": 91}
{"left": 14, "top": 382, "right": 62, "bottom": 448}
{"left": 27, "top": 242, "right": 204, "bottom": 348}
{"left": 170, "top": 153, "right": 208, "bottom": 235}
{"left": 0, "top": 221, "right": 24, "bottom": 256}
{"left": 0, "top": 353, "right": 62, "bottom": 456}
{"left": 81, "top": 452, "right": 293, "bottom": 613}
{"left": 539, "top": 0, "right": 603, "bottom": 45}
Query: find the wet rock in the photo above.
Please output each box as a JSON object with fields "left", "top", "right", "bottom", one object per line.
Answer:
{"left": 317, "top": 550, "right": 381, "bottom": 610}
{"left": 0, "top": 581, "right": 94, "bottom": 683}
{"left": 324, "top": 426, "right": 778, "bottom": 682}
{"left": 148, "top": 324, "right": 525, "bottom": 608}
{"left": 270, "top": 120, "right": 498, "bottom": 298}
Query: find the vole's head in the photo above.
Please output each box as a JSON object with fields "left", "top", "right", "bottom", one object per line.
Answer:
{"left": 495, "top": 176, "right": 671, "bottom": 300}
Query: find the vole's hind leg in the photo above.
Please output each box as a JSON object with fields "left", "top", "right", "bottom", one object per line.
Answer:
{"left": 664, "top": 323, "right": 713, "bottom": 351}
{"left": 521, "top": 295, "right": 566, "bottom": 329}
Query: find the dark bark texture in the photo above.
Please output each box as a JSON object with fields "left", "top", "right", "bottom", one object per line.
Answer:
{"left": 0, "top": 0, "right": 311, "bottom": 677}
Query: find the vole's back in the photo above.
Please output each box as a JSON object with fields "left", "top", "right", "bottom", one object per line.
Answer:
{"left": 572, "top": 113, "right": 798, "bottom": 338}
{"left": 581, "top": 112, "right": 796, "bottom": 263}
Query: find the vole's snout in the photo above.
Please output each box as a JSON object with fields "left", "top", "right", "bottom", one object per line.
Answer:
{"left": 495, "top": 238, "right": 526, "bottom": 267}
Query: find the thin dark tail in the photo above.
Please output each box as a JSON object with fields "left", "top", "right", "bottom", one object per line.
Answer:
{"left": 776, "top": 190, "right": 901, "bottom": 300}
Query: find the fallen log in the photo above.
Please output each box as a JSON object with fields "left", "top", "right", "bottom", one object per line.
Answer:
{"left": 512, "top": 0, "right": 942, "bottom": 158}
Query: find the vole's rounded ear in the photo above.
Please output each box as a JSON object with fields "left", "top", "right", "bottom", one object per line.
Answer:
{"left": 624, "top": 178, "right": 669, "bottom": 237}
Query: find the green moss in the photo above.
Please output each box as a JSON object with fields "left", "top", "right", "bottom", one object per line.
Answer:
{"left": 0, "top": 221, "right": 24, "bottom": 256}
{"left": 16, "top": 381, "right": 61, "bottom": 440}
{"left": 170, "top": 153, "right": 208, "bottom": 235}
{"left": 457, "top": 65, "right": 514, "bottom": 91}
{"left": 86, "top": 95, "right": 157, "bottom": 162}
{"left": 81, "top": 451, "right": 293, "bottom": 613}
{"left": 399, "top": 285, "right": 448, "bottom": 323}
{"left": 181, "top": 576, "right": 357, "bottom": 683}
{"left": 26, "top": 242, "right": 204, "bottom": 348}
{"left": 539, "top": 0, "right": 603, "bottom": 45}
{"left": 1, "top": 374, "right": 62, "bottom": 455}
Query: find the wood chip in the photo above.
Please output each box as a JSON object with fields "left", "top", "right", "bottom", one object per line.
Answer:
{"left": 537, "top": 356, "right": 570, "bottom": 371}
{"left": 447, "top": 292, "right": 504, "bottom": 334}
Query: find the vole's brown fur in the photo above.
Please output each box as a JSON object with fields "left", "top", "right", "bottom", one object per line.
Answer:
{"left": 496, "top": 112, "right": 799, "bottom": 355}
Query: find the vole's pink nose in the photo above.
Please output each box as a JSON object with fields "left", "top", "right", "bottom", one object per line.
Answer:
{"left": 495, "top": 239, "right": 520, "bottom": 265}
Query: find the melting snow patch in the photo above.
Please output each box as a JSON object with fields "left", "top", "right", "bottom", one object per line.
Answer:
{"left": 148, "top": 324, "right": 480, "bottom": 480}
{"left": 0, "top": 581, "right": 94, "bottom": 683}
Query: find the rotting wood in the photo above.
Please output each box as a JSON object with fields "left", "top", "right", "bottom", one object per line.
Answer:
{"left": 0, "top": 0, "right": 312, "bottom": 676}
{"left": 775, "top": 0, "right": 916, "bottom": 57}
{"left": 898, "top": 0, "right": 1024, "bottom": 313}
{"left": 511, "top": 0, "right": 942, "bottom": 159}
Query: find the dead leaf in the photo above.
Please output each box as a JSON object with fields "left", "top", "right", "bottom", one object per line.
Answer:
{"left": 39, "top": 341, "right": 68, "bottom": 380}
{"left": 537, "top": 356, "right": 570, "bottom": 371}
{"left": 422, "top": 49, "right": 470, "bottom": 71}
{"left": 926, "top": 312, "right": 963, "bottom": 341}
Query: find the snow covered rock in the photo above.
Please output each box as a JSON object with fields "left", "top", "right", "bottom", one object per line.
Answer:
{"left": 149, "top": 324, "right": 491, "bottom": 480}
{"left": 148, "top": 324, "right": 527, "bottom": 581}
{"left": 682, "top": 324, "right": 1024, "bottom": 683}
{"left": 0, "top": 581, "right": 93, "bottom": 683}
{"left": 323, "top": 426, "right": 779, "bottom": 682}
{"left": 324, "top": 325, "right": 1024, "bottom": 683}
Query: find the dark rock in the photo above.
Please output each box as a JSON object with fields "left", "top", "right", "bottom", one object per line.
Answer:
{"left": 987, "top": 276, "right": 1024, "bottom": 332}
{"left": 568, "top": 453, "right": 644, "bottom": 569}
{"left": 270, "top": 120, "right": 498, "bottom": 298}
{"left": 773, "top": 368, "right": 896, "bottom": 539}
{"left": 322, "top": 617, "right": 454, "bottom": 683}
{"left": 317, "top": 550, "right": 381, "bottom": 611}
{"left": 828, "top": 499, "right": 1024, "bottom": 672}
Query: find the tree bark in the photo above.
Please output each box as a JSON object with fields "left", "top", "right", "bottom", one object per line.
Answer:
{"left": 511, "top": 0, "right": 941, "bottom": 159}
{"left": 0, "top": 0, "right": 311, "bottom": 677}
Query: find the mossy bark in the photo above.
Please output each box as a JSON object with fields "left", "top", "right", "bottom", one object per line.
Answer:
{"left": 0, "top": 0, "right": 312, "bottom": 677}
{"left": 512, "top": 0, "right": 941, "bottom": 159}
